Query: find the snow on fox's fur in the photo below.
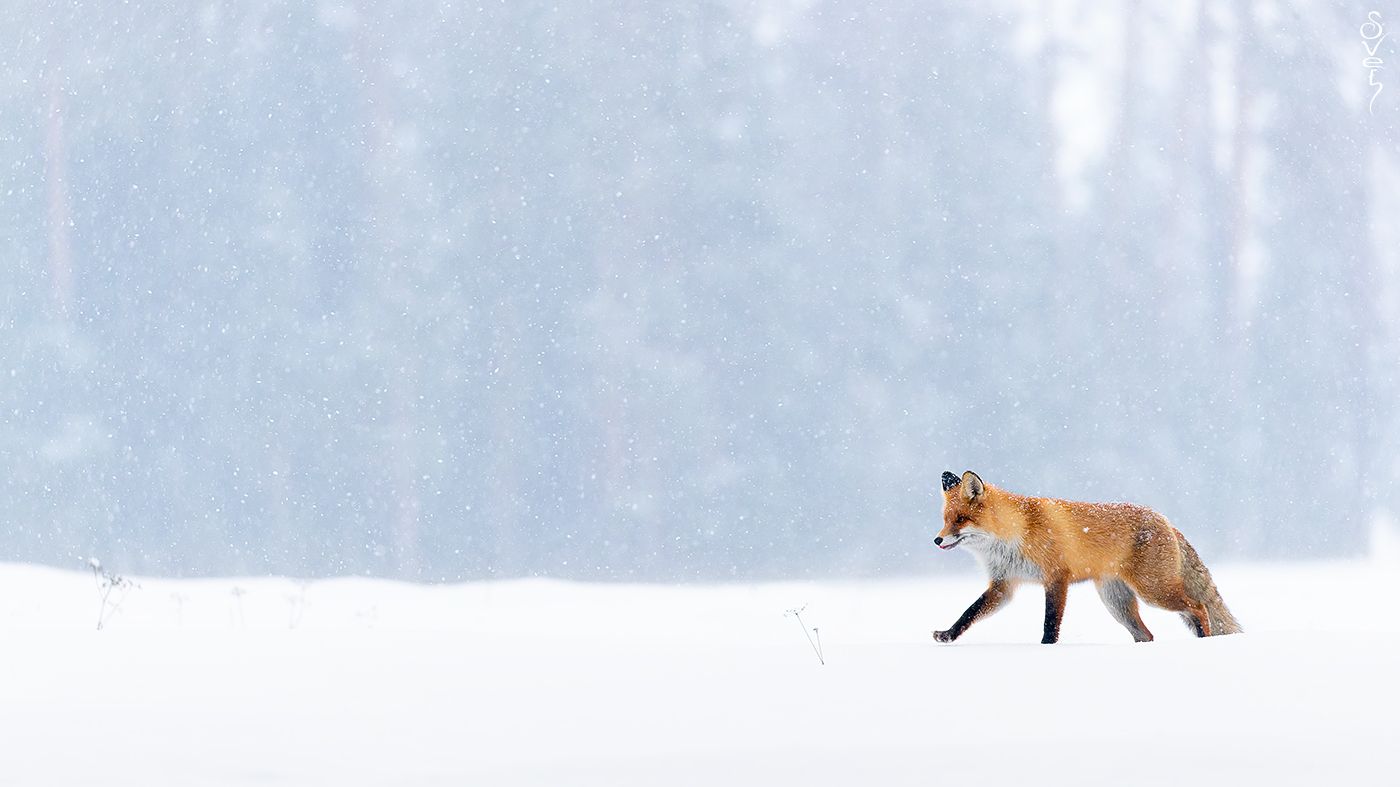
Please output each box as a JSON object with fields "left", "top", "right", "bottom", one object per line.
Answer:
{"left": 933, "top": 470, "right": 1241, "bottom": 644}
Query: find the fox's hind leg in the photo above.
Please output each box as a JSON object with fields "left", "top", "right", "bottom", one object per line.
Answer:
{"left": 1095, "top": 578, "right": 1153, "bottom": 642}
{"left": 1125, "top": 520, "right": 1212, "bottom": 637}
{"left": 1180, "top": 597, "right": 1212, "bottom": 637}
{"left": 1129, "top": 579, "right": 1212, "bottom": 638}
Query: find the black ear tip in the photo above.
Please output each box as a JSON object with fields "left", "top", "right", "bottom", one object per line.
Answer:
{"left": 941, "top": 471, "right": 960, "bottom": 491}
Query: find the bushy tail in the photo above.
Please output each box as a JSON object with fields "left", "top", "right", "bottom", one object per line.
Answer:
{"left": 1177, "top": 534, "right": 1243, "bottom": 635}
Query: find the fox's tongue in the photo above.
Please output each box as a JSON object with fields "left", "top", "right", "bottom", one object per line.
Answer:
{"left": 938, "top": 542, "right": 955, "bottom": 550}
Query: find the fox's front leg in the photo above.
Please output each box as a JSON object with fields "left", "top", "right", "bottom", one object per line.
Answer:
{"left": 934, "top": 579, "right": 1013, "bottom": 643}
{"left": 1041, "top": 577, "right": 1069, "bottom": 644}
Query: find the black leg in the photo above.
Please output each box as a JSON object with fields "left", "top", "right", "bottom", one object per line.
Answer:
{"left": 1041, "top": 579, "right": 1068, "bottom": 644}
{"left": 934, "top": 580, "right": 1012, "bottom": 643}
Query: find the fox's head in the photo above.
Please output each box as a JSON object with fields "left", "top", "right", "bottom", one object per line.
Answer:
{"left": 935, "top": 470, "right": 988, "bottom": 551}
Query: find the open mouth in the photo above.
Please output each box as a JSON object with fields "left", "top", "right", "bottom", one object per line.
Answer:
{"left": 938, "top": 537, "right": 963, "bottom": 550}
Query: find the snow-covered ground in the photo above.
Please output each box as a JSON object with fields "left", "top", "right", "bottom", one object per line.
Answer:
{"left": 2, "top": 558, "right": 1397, "bottom": 786}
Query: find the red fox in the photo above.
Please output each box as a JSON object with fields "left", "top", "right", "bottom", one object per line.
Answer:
{"left": 932, "top": 470, "right": 1241, "bottom": 644}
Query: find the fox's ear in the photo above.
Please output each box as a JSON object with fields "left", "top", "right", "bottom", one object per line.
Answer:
{"left": 961, "top": 470, "right": 985, "bottom": 502}
{"left": 941, "top": 471, "right": 960, "bottom": 492}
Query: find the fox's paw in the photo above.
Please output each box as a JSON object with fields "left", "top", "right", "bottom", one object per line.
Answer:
{"left": 932, "top": 629, "right": 957, "bottom": 643}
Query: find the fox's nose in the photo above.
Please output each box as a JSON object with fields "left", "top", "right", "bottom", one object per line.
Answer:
{"left": 934, "top": 536, "right": 943, "bottom": 546}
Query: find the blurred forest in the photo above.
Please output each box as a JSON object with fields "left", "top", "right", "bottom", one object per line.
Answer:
{"left": 2, "top": 0, "right": 1397, "bottom": 580}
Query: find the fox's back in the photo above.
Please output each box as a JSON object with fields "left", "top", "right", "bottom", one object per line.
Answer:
{"left": 999, "top": 492, "right": 1176, "bottom": 580}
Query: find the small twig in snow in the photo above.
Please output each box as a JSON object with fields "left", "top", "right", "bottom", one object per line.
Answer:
{"left": 87, "top": 558, "right": 137, "bottom": 631}
{"left": 785, "top": 603, "right": 826, "bottom": 665}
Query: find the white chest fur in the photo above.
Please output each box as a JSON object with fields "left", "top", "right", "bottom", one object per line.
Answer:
{"left": 965, "top": 533, "right": 1044, "bottom": 582}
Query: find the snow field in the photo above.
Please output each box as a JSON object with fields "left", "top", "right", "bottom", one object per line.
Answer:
{"left": 1, "top": 559, "right": 1396, "bottom": 786}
